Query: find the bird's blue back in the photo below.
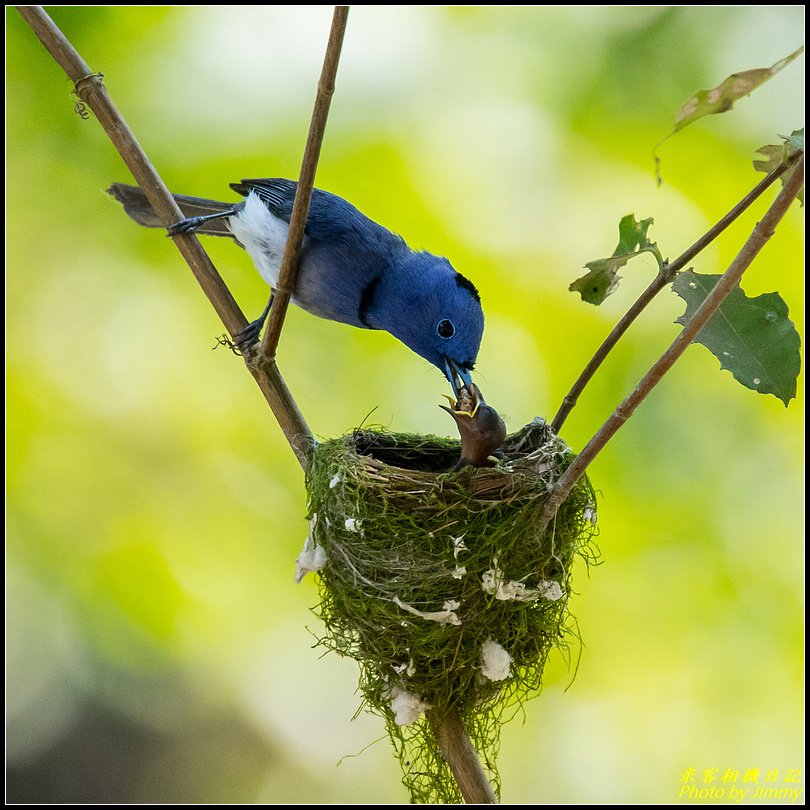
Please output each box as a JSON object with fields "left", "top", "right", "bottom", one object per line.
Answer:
{"left": 231, "top": 179, "right": 484, "bottom": 381}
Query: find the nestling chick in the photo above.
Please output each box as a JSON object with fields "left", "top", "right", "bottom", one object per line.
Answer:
{"left": 107, "top": 179, "right": 484, "bottom": 396}
{"left": 441, "top": 384, "right": 507, "bottom": 469}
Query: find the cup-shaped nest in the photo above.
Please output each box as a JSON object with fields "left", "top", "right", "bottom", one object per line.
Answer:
{"left": 304, "top": 418, "right": 598, "bottom": 802}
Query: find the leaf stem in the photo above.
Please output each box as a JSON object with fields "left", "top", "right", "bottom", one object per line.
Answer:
{"left": 540, "top": 156, "right": 803, "bottom": 534}
{"left": 551, "top": 148, "right": 804, "bottom": 433}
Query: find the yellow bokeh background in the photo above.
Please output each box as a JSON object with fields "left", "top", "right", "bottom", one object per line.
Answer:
{"left": 6, "top": 6, "right": 804, "bottom": 803}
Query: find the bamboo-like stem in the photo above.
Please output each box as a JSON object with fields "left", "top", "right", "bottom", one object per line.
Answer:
{"left": 258, "top": 6, "right": 349, "bottom": 362}
{"left": 15, "top": 6, "right": 242, "bottom": 336}
{"left": 18, "top": 6, "right": 498, "bottom": 802}
{"left": 539, "top": 156, "right": 804, "bottom": 534}
{"left": 427, "top": 708, "right": 498, "bottom": 804}
{"left": 551, "top": 148, "right": 804, "bottom": 433}
{"left": 17, "top": 5, "right": 313, "bottom": 469}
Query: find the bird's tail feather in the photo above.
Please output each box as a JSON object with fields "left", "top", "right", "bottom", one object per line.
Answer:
{"left": 107, "top": 183, "right": 235, "bottom": 237}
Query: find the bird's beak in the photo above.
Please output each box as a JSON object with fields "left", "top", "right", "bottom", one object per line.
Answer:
{"left": 443, "top": 358, "right": 473, "bottom": 399}
{"left": 441, "top": 386, "right": 481, "bottom": 418}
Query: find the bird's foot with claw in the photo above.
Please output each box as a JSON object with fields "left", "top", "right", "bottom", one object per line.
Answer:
{"left": 212, "top": 319, "right": 263, "bottom": 358}
{"left": 167, "top": 216, "right": 207, "bottom": 236}
{"left": 233, "top": 318, "right": 265, "bottom": 355}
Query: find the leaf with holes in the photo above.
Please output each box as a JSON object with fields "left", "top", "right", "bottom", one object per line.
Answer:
{"left": 655, "top": 47, "right": 804, "bottom": 183}
{"left": 671, "top": 47, "right": 803, "bottom": 134}
{"left": 570, "top": 215, "right": 664, "bottom": 305}
{"left": 672, "top": 271, "right": 801, "bottom": 406}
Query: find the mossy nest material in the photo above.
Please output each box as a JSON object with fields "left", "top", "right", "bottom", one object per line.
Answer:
{"left": 304, "top": 418, "right": 598, "bottom": 803}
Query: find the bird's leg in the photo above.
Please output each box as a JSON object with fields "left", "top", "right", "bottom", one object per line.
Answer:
{"left": 234, "top": 293, "right": 274, "bottom": 352}
{"left": 167, "top": 209, "right": 237, "bottom": 236}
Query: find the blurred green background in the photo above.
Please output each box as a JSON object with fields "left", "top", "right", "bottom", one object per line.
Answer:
{"left": 6, "top": 6, "right": 804, "bottom": 804}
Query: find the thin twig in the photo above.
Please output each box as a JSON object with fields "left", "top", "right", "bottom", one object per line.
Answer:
{"left": 427, "top": 708, "right": 498, "bottom": 804}
{"left": 17, "top": 5, "right": 314, "bottom": 469}
{"left": 539, "top": 156, "right": 803, "bottom": 534}
{"left": 551, "top": 149, "right": 804, "bottom": 433}
{"left": 18, "top": 6, "right": 499, "bottom": 803}
{"left": 258, "top": 6, "right": 349, "bottom": 362}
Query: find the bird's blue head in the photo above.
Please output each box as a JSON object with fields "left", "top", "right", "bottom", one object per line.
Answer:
{"left": 380, "top": 252, "right": 484, "bottom": 396}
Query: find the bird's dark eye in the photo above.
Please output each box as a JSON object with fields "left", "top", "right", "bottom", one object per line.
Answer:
{"left": 437, "top": 319, "right": 455, "bottom": 339}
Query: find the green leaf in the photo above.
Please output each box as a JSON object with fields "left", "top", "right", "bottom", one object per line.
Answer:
{"left": 570, "top": 215, "right": 664, "bottom": 305}
{"left": 672, "top": 271, "right": 801, "bottom": 406}
{"left": 655, "top": 47, "right": 804, "bottom": 184}
{"left": 753, "top": 128, "right": 804, "bottom": 206}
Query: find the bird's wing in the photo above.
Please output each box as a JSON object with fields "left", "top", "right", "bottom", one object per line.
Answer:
{"left": 229, "top": 179, "right": 297, "bottom": 221}
{"left": 229, "top": 178, "right": 404, "bottom": 250}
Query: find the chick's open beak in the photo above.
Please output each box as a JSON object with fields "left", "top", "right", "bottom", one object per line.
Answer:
{"left": 441, "top": 387, "right": 481, "bottom": 418}
{"left": 439, "top": 382, "right": 506, "bottom": 469}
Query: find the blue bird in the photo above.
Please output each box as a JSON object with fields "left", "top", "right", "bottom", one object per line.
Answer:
{"left": 107, "top": 179, "right": 484, "bottom": 395}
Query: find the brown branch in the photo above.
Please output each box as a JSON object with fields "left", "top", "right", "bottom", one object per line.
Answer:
{"left": 551, "top": 148, "right": 804, "bottom": 433}
{"left": 539, "top": 156, "right": 803, "bottom": 534}
{"left": 15, "top": 6, "right": 243, "bottom": 336}
{"left": 17, "top": 5, "right": 314, "bottom": 469}
{"left": 18, "top": 6, "right": 497, "bottom": 803}
{"left": 258, "top": 6, "right": 349, "bottom": 362}
{"left": 427, "top": 708, "right": 498, "bottom": 804}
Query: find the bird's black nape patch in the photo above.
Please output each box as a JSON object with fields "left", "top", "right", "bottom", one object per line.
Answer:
{"left": 455, "top": 272, "right": 481, "bottom": 303}
{"left": 358, "top": 275, "right": 382, "bottom": 328}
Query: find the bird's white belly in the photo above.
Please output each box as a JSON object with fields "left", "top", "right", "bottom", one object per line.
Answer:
{"left": 227, "top": 192, "right": 289, "bottom": 289}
